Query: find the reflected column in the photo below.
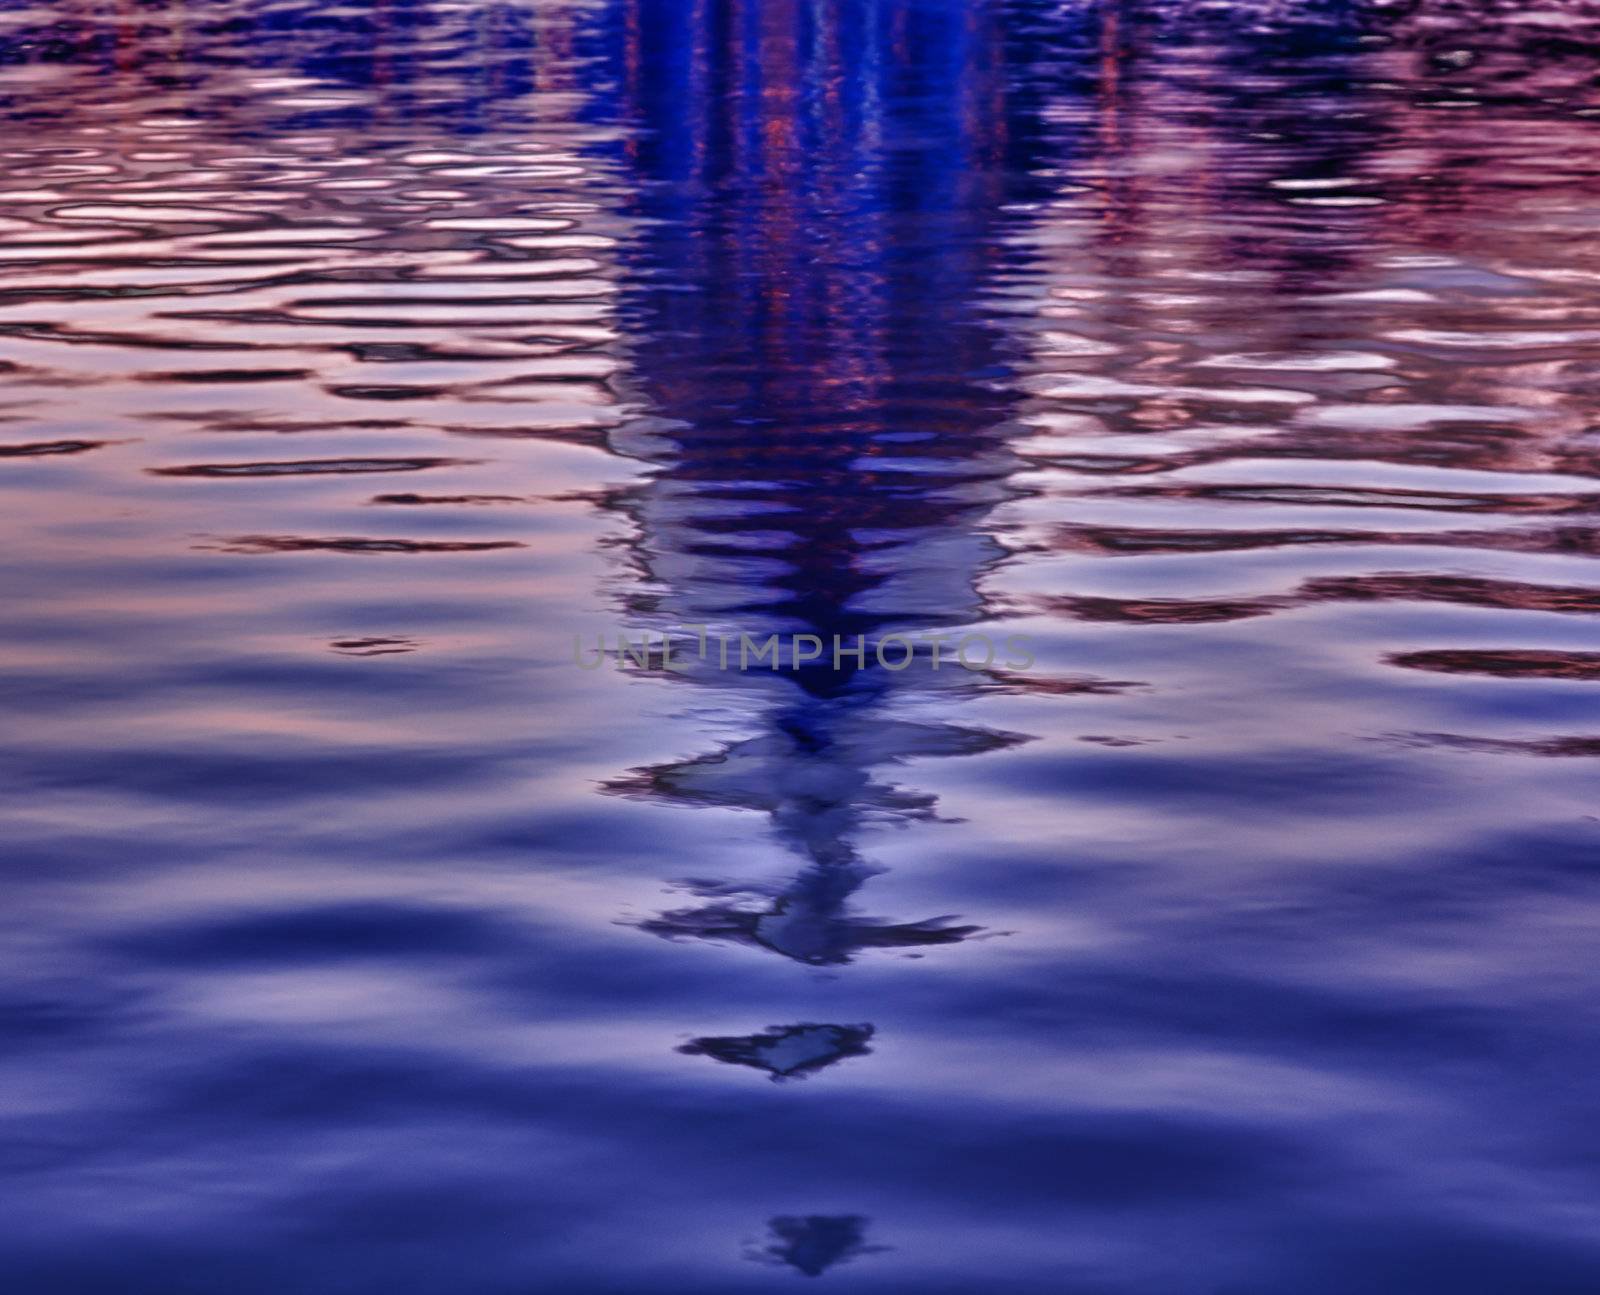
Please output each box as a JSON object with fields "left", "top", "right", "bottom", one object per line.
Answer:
{"left": 596, "top": 0, "right": 1054, "bottom": 1274}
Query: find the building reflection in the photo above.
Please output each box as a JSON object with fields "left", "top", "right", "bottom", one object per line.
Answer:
{"left": 749, "top": 1214, "right": 887, "bottom": 1276}
{"left": 678, "top": 1022, "right": 875, "bottom": 1081}
{"left": 599, "top": 0, "right": 1600, "bottom": 1273}
{"left": 612, "top": 709, "right": 1021, "bottom": 964}
{"left": 589, "top": 5, "right": 1074, "bottom": 1260}
{"left": 596, "top": 0, "right": 1059, "bottom": 982}
{"left": 6, "top": 0, "right": 612, "bottom": 138}
{"left": 1004, "top": 0, "right": 1600, "bottom": 561}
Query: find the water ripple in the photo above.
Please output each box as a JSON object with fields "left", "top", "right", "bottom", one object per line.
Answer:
{"left": 5, "top": 1, "right": 1600, "bottom": 1291}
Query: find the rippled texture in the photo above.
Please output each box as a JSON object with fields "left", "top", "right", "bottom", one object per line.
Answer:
{"left": 4, "top": 2, "right": 1600, "bottom": 1291}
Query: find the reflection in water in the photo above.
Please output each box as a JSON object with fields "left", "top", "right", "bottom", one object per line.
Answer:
{"left": 6, "top": 0, "right": 1600, "bottom": 1292}
{"left": 0, "top": 439, "right": 108, "bottom": 457}
{"left": 612, "top": 714, "right": 1022, "bottom": 964}
{"left": 1393, "top": 733, "right": 1600, "bottom": 758}
{"left": 206, "top": 534, "right": 528, "bottom": 554}
{"left": 678, "top": 1023, "right": 875, "bottom": 1082}
{"left": 749, "top": 1215, "right": 886, "bottom": 1278}
{"left": 1388, "top": 649, "right": 1600, "bottom": 681}
{"left": 1043, "top": 572, "right": 1600, "bottom": 626}
{"left": 604, "top": 0, "right": 1044, "bottom": 977}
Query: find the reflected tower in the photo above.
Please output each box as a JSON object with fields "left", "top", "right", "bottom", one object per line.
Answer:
{"left": 592, "top": 0, "right": 1059, "bottom": 972}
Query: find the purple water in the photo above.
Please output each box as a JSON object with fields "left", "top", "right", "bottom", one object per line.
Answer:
{"left": 3, "top": 1, "right": 1600, "bottom": 1290}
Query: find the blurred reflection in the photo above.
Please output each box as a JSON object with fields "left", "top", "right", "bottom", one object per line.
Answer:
{"left": 1005, "top": 0, "right": 1600, "bottom": 519}
{"left": 678, "top": 1023, "right": 875, "bottom": 1081}
{"left": 611, "top": 711, "right": 1021, "bottom": 964}
{"left": 600, "top": 0, "right": 1045, "bottom": 969}
{"left": 749, "top": 1214, "right": 886, "bottom": 1277}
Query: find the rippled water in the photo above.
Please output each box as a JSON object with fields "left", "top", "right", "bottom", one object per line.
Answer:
{"left": 5, "top": 1, "right": 1600, "bottom": 1290}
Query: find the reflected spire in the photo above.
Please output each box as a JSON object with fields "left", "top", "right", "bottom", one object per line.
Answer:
{"left": 609, "top": 702, "right": 1024, "bottom": 964}
{"left": 599, "top": 0, "right": 1055, "bottom": 969}
{"left": 749, "top": 1214, "right": 887, "bottom": 1277}
{"left": 678, "top": 1023, "right": 875, "bottom": 1081}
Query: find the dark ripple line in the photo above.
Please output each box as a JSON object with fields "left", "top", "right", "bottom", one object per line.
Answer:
{"left": 1040, "top": 575, "right": 1600, "bottom": 625}
{"left": 1089, "top": 482, "right": 1600, "bottom": 516}
{"left": 371, "top": 493, "right": 528, "bottom": 506}
{"left": 203, "top": 535, "right": 525, "bottom": 555}
{"left": 1387, "top": 650, "right": 1600, "bottom": 680}
{"left": 150, "top": 458, "right": 472, "bottom": 478}
{"left": 0, "top": 439, "right": 106, "bottom": 458}
{"left": 1044, "top": 522, "right": 1600, "bottom": 558}
{"left": 1392, "top": 732, "right": 1600, "bottom": 756}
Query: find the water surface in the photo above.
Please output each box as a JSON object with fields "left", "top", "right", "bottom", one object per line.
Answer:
{"left": 4, "top": 2, "right": 1600, "bottom": 1291}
